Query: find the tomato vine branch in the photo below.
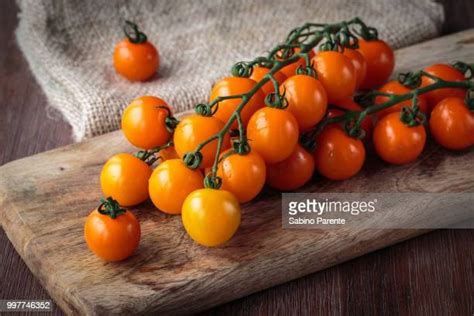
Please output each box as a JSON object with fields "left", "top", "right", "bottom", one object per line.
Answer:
{"left": 181, "top": 17, "right": 375, "bottom": 188}
{"left": 301, "top": 73, "right": 474, "bottom": 146}
{"left": 179, "top": 17, "right": 474, "bottom": 189}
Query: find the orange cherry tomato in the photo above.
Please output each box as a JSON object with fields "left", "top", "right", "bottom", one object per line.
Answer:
{"left": 158, "top": 146, "right": 179, "bottom": 161}
{"left": 312, "top": 51, "right": 356, "bottom": 103}
{"left": 247, "top": 107, "right": 299, "bottom": 163}
{"left": 278, "top": 47, "right": 315, "bottom": 78}
{"left": 314, "top": 126, "right": 365, "bottom": 180}
{"left": 374, "top": 80, "right": 428, "bottom": 119}
{"left": 373, "top": 112, "right": 426, "bottom": 165}
{"left": 280, "top": 74, "right": 328, "bottom": 130}
{"left": 332, "top": 98, "right": 374, "bottom": 140}
{"left": 173, "top": 114, "right": 230, "bottom": 168}
{"left": 249, "top": 66, "right": 287, "bottom": 96}
{"left": 149, "top": 159, "right": 204, "bottom": 214}
{"left": 121, "top": 96, "right": 172, "bottom": 150}
{"left": 84, "top": 199, "right": 140, "bottom": 262}
{"left": 216, "top": 150, "right": 266, "bottom": 203}
{"left": 210, "top": 77, "right": 265, "bottom": 129}
{"left": 343, "top": 48, "right": 367, "bottom": 89}
{"left": 421, "top": 64, "right": 466, "bottom": 112}
{"left": 182, "top": 188, "right": 241, "bottom": 247}
{"left": 357, "top": 39, "right": 394, "bottom": 89}
{"left": 266, "top": 144, "right": 315, "bottom": 190}
{"left": 113, "top": 37, "right": 159, "bottom": 81}
{"left": 430, "top": 97, "right": 474, "bottom": 150}
{"left": 100, "top": 153, "right": 152, "bottom": 206}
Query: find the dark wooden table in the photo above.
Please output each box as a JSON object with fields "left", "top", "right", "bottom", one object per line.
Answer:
{"left": 1, "top": 1, "right": 473, "bottom": 315}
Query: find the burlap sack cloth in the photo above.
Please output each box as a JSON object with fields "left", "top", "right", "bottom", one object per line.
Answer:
{"left": 16, "top": 0, "right": 444, "bottom": 141}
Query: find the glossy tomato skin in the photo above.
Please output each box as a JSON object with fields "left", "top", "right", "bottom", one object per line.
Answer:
{"left": 421, "top": 64, "right": 466, "bottom": 112}
{"left": 159, "top": 146, "right": 179, "bottom": 161}
{"left": 331, "top": 98, "right": 373, "bottom": 140}
{"left": 312, "top": 51, "right": 356, "bottom": 103}
{"left": 217, "top": 150, "right": 266, "bottom": 203}
{"left": 266, "top": 144, "right": 315, "bottom": 190}
{"left": 342, "top": 48, "right": 367, "bottom": 89}
{"left": 357, "top": 39, "right": 394, "bottom": 89}
{"left": 373, "top": 112, "right": 426, "bottom": 165}
{"left": 278, "top": 47, "right": 315, "bottom": 78}
{"left": 375, "top": 80, "right": 428, "bottom": 119}
{"left": 314, "top": 126, "right": 366, "bottom": 180}
{"left": 250, "top": 66, "right": 287, "bottom": 96}
{"left": 100, "top": 153, "right": 152, "bottom": 206}
{"left": 113, "top": 38, "right": 159, "bottom": 81}
{"left": 430, "top": 97, "right": 474, "bottom": 150}
{"left": 173, "top": 115, "right": 230, "bottom": 168}
{"left": 210, "top": 77, "right": 265, "bottom": 129}
{"left": 84, "top": 209, "right": 140, "bottom": 261}
{"left": 149, "top": 159, "right": 204, "bottom": 214}
{"left": 280, "top": 74, "right": 328, "bottom": 130}
{"left": 121, "top": 96, "right": 171, "bottom": 149}
{"left": 182, "top": 188, "right": 241, "bottom": 247}
{"left": 247, "top": 107, "right": 299, "bottom": 163}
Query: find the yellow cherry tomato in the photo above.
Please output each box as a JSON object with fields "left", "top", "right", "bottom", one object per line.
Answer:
{"left": 182, "top": 189, "right": 241, "bottom": 247}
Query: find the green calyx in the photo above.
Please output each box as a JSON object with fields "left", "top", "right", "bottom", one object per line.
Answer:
{"left": 400, "top": 96, "right": 426, "bottom": 127}
{"left": 231, "top": 138, "right": 251, "bottom": 155}
{"left": 135, "top": 141, "right": 174, "bottom": 166}
{"left": 123, "top": 20, "right": 147, "bottom": 44}
{"left": 343, "top": 116, "right": 367, "bottom": 139}
{"left": 98, "top": 197, "right": 126, "bottom": 219}
{"left": 453, "top": 61, "right": 474, "bottom": 80}
{"left": 296, "top": 64, "right": 317, "bottom": 78}
{"left": 351, "top": 17, "right": 378, "bottom": 41}
{"left": 194, "top": 103, "right": 215, "bottom": 116}
{"left": 231, "top": 62, "right": 253, "bottom": 78}
{"left": 183, "top": 151, "right": 203, "bottom": 169}
{"left": 336, "top": 25, "right": 359, "bottom": 49}
{"left": 165, "top": 116, "right": 179, "bottom": 133}
{"left": 264, "top": 91, "right": 288, "bottom": 109}
{"left": 204, "top": 174, "right": 222, "bottom": 190}
{"left": 400, "top": 107, "right": 426, "bottom": 127}
{"left": 398, "top": 71, "right": 422, "bottom": 89}
{"left": 465, "top": 89, "right": 474, "bottom": 112}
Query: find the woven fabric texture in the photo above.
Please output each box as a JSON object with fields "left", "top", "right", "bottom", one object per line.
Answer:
{"left": 16, "top": 0, "right": 444, "bottom": 141}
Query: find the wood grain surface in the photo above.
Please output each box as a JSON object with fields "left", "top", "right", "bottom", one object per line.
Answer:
{"left": 2, "top": 24, "right": 474, "bottom": 316}
{"left": 1, "top": 1, "right": 473, "bottom": 315}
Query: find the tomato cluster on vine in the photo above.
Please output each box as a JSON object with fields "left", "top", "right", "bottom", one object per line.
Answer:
{"left": 84, "top": 18, "right": 474, "bottom": 261}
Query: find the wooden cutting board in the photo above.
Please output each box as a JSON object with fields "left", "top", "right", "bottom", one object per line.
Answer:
{"left": 1, "top": 29, "right": 474, "bottom": 315}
